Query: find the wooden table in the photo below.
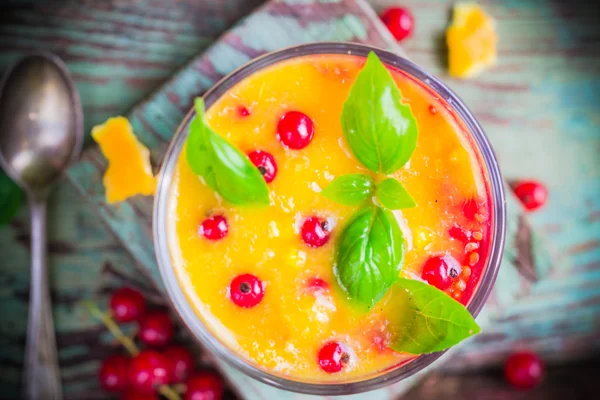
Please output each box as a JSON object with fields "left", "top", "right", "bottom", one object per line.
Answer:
{"left": 0, "top": 0, "right": 599, "bottom": 399}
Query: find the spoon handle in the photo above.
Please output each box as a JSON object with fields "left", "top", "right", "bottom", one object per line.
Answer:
{"left": 24, "top": 200, "right": 63, "bottom": 400}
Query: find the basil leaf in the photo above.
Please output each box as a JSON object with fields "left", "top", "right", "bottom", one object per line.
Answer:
{"left": 341, "top": 52, "right": 418, "bottom": 174}
{"left": 186, "top": 98, "right": 270, "bottom": 206}
{"left": 376, "top": 178, "right": 416, "bottom": 210}
{"left": 388, "top": 278, "right": 480, "bottom": 354}
{"left": 322, "top": 174, "right": 374, "bottom": 205}
{"left": 335, "top": 206, "right": 404, "bottom": 308}
{"left": 0, "top": 171, "right": 23, "bottom": 225}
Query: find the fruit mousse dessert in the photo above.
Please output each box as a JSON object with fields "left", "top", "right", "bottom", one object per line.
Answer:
{"left": 165, "top": 51, "right": 495, "bottom": 382}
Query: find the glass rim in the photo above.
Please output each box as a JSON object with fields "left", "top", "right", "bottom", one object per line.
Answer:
{"left": 153, "top": 42, "right": 507, "bottom": 395}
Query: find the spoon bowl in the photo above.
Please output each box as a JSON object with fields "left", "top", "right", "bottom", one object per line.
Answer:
{"left": 0, "top": 52, "right": 83, "bottom": 400}
{"left": 0, "top": 53, "right": 82, "bottom": 198}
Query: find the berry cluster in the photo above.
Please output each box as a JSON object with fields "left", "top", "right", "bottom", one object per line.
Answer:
{"left": 91, "top": 287, "right": 224, "bottom": 400}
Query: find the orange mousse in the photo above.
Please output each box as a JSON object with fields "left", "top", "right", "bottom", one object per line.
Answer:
{"left": 167, "top": 54, "right": 492, "bottom": 381}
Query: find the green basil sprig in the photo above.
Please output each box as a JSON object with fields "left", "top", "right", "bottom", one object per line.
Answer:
{"left": 186, "top": 98, "right": 269, "bottom": 206}
{"left": 332, "top": 53, "right": 418, "bottom": 306}
{"left": 389, "top": 278, "right": 480, "bottom": 354}
{"left": 323, "top": 51, "right": 418, "bottom": 211}
{"left": 331, "top": 52, "right": 479, "bottom": 353}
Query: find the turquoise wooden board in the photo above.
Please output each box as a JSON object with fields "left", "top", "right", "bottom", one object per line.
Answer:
{"left": 0, "top": 182, "right": 169, "bottom": 399}
{"left": 0, "top": 0, "right": 598, "bottom": 399}
{"left": 0, "top": 0, "right": 264, "bottom": 135}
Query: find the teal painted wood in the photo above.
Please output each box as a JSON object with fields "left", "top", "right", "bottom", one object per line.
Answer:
{"left": 0, "top": 0, "right": 598, "bottom": 399}
{"left": 0, "top": 0, "right": 264, "bottom": 134}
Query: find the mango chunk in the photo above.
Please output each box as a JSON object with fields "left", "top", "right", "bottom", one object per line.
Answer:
{"left": 92, "top": 117, "right": 156, "bottom": 203}
{"left": 447, "top": 2, "right": 497, "bottom": 79}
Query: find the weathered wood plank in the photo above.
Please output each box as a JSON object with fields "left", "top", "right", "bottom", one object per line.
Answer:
{"left": 0, "top": 0, "right": 265, "bottom": 133}
{"left": 0, "top": 0, "right": 599, "bottom": 399}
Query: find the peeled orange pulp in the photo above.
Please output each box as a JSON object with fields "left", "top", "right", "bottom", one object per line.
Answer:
{"left": 92, "top": 117, "right": 156, "bottom": 203}
{"left": 447, "top": 2, "right": 498, "bottom": 79}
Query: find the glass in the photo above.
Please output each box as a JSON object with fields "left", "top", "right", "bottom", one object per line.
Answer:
{"left": 153, "top": 42, "right": 506, "bottom": 395}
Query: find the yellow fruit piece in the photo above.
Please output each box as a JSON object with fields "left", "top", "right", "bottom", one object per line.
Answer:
{"left": 92, "top": 117, "right": 156, "bottom": 203}
{"left": 447, "top": 2, "right": 498, "bottom": 78}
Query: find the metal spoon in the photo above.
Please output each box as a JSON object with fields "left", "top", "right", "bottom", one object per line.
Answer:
{"left": 0, "top": 53, "right": 83, "bottom": 400}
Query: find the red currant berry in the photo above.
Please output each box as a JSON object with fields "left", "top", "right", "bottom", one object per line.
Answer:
{"left": 164, "top": 345, "right": 195, "bottom": 383}
{"left": 110, "top": 287, "right": 146, "bottom": 323}
{"left": 98, "top": 354, "right": 129, "bottom": 392}
{"left": 512, "top": 180, "right": 548, "bottom": 212}
{"left": 184, "top": 371, "right": 224, "bottom": 400}
{"left": 306, "top": 277, "right": 330, "bottom": 292}
{"left": 138, "top": 311, "right": 174, "bottom": 348}
{"left": 428, "top": 104, "right": 437, "bottom": 115}
{"left": 121, "top": 391, "right": 159, "bottom": 400}
{"left": 276, "top": 111, "right": 314, "bottom": 150}
{"left": 380, "top": 7, "right": 414, "bottom": 42}
{"left": 199, "top": 216, "right": 228, "bottom": 241}
{"left": 318, "top": 341, "right": 349, "bottom": 373}
{"left": 301, "top": 217, "right": 330, "bottom": 248}
{"left": 229, "top": 274, "right": 264, "bottom": 308}
{"left": 421, "top": 255, "right": 461, "bottom": 291}
{"left": 504, "top": 351, "right": 545, "bottom": 390}
{"left": 238, "top": 105, "right": 250, "bottom": 117}
{"left": 128, "top": 350, "right": 170, "bottom": 395}
{"left": 248, "top": 150, "right": 277, "bottom": 183}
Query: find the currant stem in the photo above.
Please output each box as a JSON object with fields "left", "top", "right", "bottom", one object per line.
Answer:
{"left": 82, "top": 301, "right": 183, "bottom": 400}
{"left": 159, "top": 384, "right": 182, "bottom": 400}
{"left": 173, "top": 383, "right": 187, "bottom": 393}
{"left": 81, "top": 300, "right": 140, "bottom": 356}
